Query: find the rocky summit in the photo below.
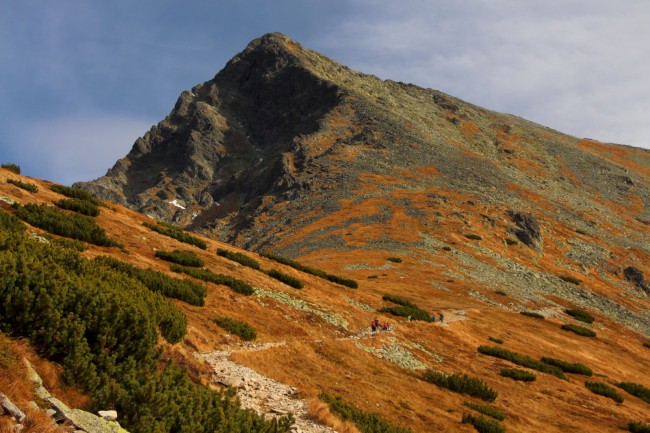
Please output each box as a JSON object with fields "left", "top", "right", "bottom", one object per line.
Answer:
{"left": 3, "top": 32, "right": 647, "bottom": 433}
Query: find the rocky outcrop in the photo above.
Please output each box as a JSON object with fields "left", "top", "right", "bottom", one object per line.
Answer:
{"left": 0, "top": 392, "right": 26, "bottom": 423}
{"left": 509, "top": 211, "right": 542, "bottom": 250}
{"left": 624, "top": 266, "right": 650, "bottom": 294}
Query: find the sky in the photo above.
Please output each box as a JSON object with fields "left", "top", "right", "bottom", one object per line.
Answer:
{"left": 1, "top": 1, "right": 649, "bottom": 185}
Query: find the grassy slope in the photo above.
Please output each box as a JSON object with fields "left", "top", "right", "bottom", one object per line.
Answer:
{"left": 1, "top": 168, "right": 650, "bottom": 433}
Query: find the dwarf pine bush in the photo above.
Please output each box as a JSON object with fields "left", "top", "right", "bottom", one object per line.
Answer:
{"left": 214, "top": 317, "right": 257, "bottom": 341}
{"left": 585, "top": 381, "right": 624, "bottom": 403}
{"left": 520, "top": 311, "right": 545, "bottom": 319}
{"left": 461, "top": 413, "right": 505, "bottom": 433}
{"left": 540, "top": 357, "right": 592, "bottom": 376}
{"left": 422, "top": 370, "right": 498, "bottom": 402}
{"left": 500, "top": 368, "right": 536, "bottom": 382}
{"left": 616, "top": 382, "right": 650, "bottom": 404}
{"left": 171, "top": 264, "right": 255, "bottom": 295}
{"left": 54, "top": 198, "right": 100, "bottom": 217}
{"left": 477, "top": 346, "right": 566, "bottom": 380}
{"left": 267, "top": 269, "right": 304, "bottom": 288}
{"left": 565, "top": 308, "right": 595, "bottom": 324}
{"left": 143, "top": 221, "right": 207, "bottom": 249}
{"left": 628, "top": 422, "right": 650, "bottom": 433}
{"left": 488, "top": 337, "right": 503, "bottom": 344}
{"left": 261, "top": 251, "right": 358, "bottom": 288}
{"left": 155, "top": 249, "right": 205, "bottom": 267}
{"left": 217, "top": 248, "right": 261, "bottom": 270}
{"left": 561, "top": 324, "right": 596, "bottom": 337}
{"left": 462, "top": 402, "right": 505, "bottom": 421}
{"left": 7, "top": 178, "right": 38, "bottom": 193}
{"left": 50, "top": 184, "right": 100, "bottom": 204}
{"left": 320, "top": 393, "right": 413, "bottom": 433}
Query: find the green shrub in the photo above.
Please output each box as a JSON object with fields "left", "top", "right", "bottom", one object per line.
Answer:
{"left": 171, "top": 264, "right": 255, "bottom": 296}
{"left": 12, "top": 203, "right": 122, "bottom": 247}
{"left": 504, "top": 238, "right": 518, "bottom": 245}
{"left": 540, "top": 357, "right": 592, "bottom": 376}
{"left": 0, "top": 209, "right": 26, "bottom": 232}
{"left": 500, "top": 368, "right": 536, "bottom": 382}
{"left": 564, "top": 308, "right": 595, "bottom": 324}
{"left": 7, "top": 178, "right": 38, "bottom": 193}
{"left": 488, "top": 337, "right": 503, "bottom": 344}
{"left": 320, "top": 393, "right": 413, "bottom": 433}
{"left": 387, "top": 257, "right": 403, "bottom": 263}
{"left": 379, "top": 305, "right": 432, "bottom": 322}
{"left": 217, "top": 248, "right": 261, "bottom": 270}
{"left": 368, "top": 275, "right": 378, "bottom": 279}
{"left": 616, "top": 382, "right": 650, "bottom": 404}
{"left": 52, "top": 237, "right": 87, "bottom": 252}
{"left": 155, "top": 249, "right": 205, "bottom": 267}
{"left": 477, "top": 346, "right": 566, "bottom": 380}
{"left": 261, "top": 252, "right": 358, "bottom": 288}
{"left": 644, "top": 342, "right": 650, "bottom": 349}
{"left": 50, "top": 184, "right": 100, "bottom": 205}
{"left": 54, "top": 198, "right": 100, "bottom": 217}
{"left": 267, "top": 269, "right": 304, "bottom": 289}
{"left": 1, "top": 163, "right": 20, "bottom": 174}
{"left": 462, "top": 402, "right": 505, "bottom": 421}
{"left": 561, "top": 324, "right": 596, "bottom": 337}
{"left": 142, "top": 221, "right": 207, "bottom": 250}
{"left": 422, "top": 370, "right": 498, "bottom": 402}
{"left": 520, "top": 311, "right": 544, "bottom": 319}
{"left": 465, "top": 234, "right": 483, "bottom": 240}
{"left": 494, "top": 290, "right": 507, "bottom": 296}
{"left": 585, "top": 381, "right": 623, "bottom": 403}
{"left": 461, "top": 413, "right": 505, "bottom": 433}
{"left": 382, "top": 294, "right": 418, "bottom": 308}
{"left": 628, "top": 422, "right": 650, "bottom": 433}
{"left": 560, "top": 275, "right": 581, "bottom": 285}
{"left": 214, "top": 317, "right": 256, "bottom": 341}
{"left": 442, "top": 246, "right": 452, "bottom": 251}
{"left": 96, "top": 256, "right": 207, "bottom": 306}
{"left": 0, "top": 332, "right": 18, "bottom": 370}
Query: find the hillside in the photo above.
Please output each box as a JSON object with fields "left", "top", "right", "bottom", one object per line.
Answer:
{"left": 3, "top": 32, "right": 650, "bottom": 433}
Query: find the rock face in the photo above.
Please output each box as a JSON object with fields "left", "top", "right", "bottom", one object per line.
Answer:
{"left": 624, "top": 266, "right": 649, "bottom": 294}
{"left": 76, "top": 33, "right": 650, "bottom": 263}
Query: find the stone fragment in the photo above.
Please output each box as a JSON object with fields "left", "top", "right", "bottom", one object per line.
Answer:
{"left": 98, "top": 410, "right": 118, "bottom": 422}
{"left": 0, "top": 392, "right": 26, "bottom": 422}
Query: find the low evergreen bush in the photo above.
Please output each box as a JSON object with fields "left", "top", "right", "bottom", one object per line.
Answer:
{"left": 477, "top": 346, "right": 566, "bottom": 380}
{"left": 267, "top": 269, "right": 304, "bottom": 289}
{"left": 96, "top": 256, "right": 207, "bottom": 306}
{"left": 379, "top": 305, "right": 432, "bottom": 322}
{"left": 12, "top": 203, "right": 122, "bottom": 247}
{"left": 54, "top": 198, "right": 100, "bottom": 217}
{"left": 465, "top": 234, "right": 483, "bottom": 240}
{"left": 540, "top": 357, "right": 592, "bottom": 376}
{"left": 504, "top": 238, "right": 518, "bottom": 245}
{"left": 320, "top": 393, "right": 413, "bottom": 433}
{"left": 644, "top": 342, "right": 650, "bottom": 349}
{"left": 442, "top": 246, "right": 452, "bottom": 251}
{"left": 585, "top": 381, "right": 624, "bottom": 403}
{"left": 462, "top": 402, "right": 505, "bottom": 421}
{"left": 217, "top": 248, "right": 261, "bottom": 270}
{"left": 50, "top": 184, "right": 100, "bottom": 204}
{"left": 564, "top": 308, "right": 595, "bottom": 324}
{"left": 488, "top": 337, "right": 503, "bottom": 344}
{"left": 261, "top": 251, "right": 358, "bottom": 288}
{"left": 382, "top": 294, "right": 418, "bottom": 308}
{"left": 171, "top": 265, "right": 255, "bottom": 295}
{"left": 520, "top": 311, "right": 544, "bottom": 319}
{"left": 616, "top": 382, "right": 650, "bottom": 404}
{"left": 1, "top": 163, "right": 20, "bottom": 174}
{"left": 155, "top": 249, "right": 205, "bottom": 267}
{"left": 387, "top": 257, "right": 403, "bottom": 263}
{"left": 7, "top": 178, "right": 38, "bottom": 192}
{"left": 214, "top": 317, "right": 256, "bottom": 341}
{"left": 0, "top": 209, "right": 26, "bottom": 232}
{"left": 561, "top": 324, "right": 596, "bottom": 337}
{"left": 500, "top": 368, "right": 536, "bottom": 382}
{"left": 628, "top": 422, "right": 650, "bottom": 433}
{"left": 52, "top": 237, "right": 87, "bottom": 252}
{"left": 142, "top": 221, "right": 207, "bottom": 249}
{"left": 461, "top": 413, "right": 505, "bottom": 433}
{"left": 494, "top": 290, "right": 507, "bottom": 296}
{"left": 422, "top": 370, "right": 498, "bottom": 402}
{"left": 560, "top": 275, "right": 581, "bottom": 285}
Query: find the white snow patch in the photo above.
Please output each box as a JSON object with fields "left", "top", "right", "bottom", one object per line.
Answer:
{"left": 169, "top": 199, "right": 186, "bottom": 210}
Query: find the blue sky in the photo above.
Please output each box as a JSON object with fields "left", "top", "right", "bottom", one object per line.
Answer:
{"left": 2, "top": 1, "right": 649, "bottom": 185}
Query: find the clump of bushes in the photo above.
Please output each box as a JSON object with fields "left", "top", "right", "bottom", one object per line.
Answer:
{"left": 387, "top": 257, "right": 403, "bottom": 263}
{"left": 261, "top": 252, "right": 358, "bottom": 288}
{"left": 422, "top": 370, "right": 498, "bottom": 402}
{"left": 12, "top": 202, "right": 122, "bottom": 247}
{"left": 267, "top": 269, "right": 304, "bottom": 289}
{"left": 214, "top": 317, "right": 256, "bottom": 341}
{"left": 504, "top": 238, "right": 518, "bottom": 245}
{"left": 1, "top": 163, "right": 20, "bottom": 174}
{"left": 560, "top": 275, "right": 581, "bottom": 285}
{"left": 465, "top": 234, "right": 483, "bottom": 240}
{"left": 51, "top": 236, "right": 87, "bottom": 252}
{"left": 155, "top": 249, "right": 205, "bottom": 267}
{"left": 494, "top": 290, "right": 507, "bottom": 296}
{"left": 500, "top": 368, "right": 536, "bottom": 382}
{"left": 644, "top": 342, "right": 650, "bottom": 349}
{"left": 54, "top": 198, "right": 100, "bottom": 217}
{"left": 142, "top": 221, "right": 207, "bottom": 250}
{"left": 320, "top": 393, "right": 413, "bottom": 433}
{"left": 171, "top": 264, "right": 255, "bottom": 296}
{"left": 462, "top": 402, "right": 505, "bottom": 421}
{"left": 442, "top": 246, "right": 452, "bottom": 251}
{"left": 616, "top": 382, "right": 650, "bottom": 404}
{"left": 488, "top": 337, "right": 503, "bottom": 344}
{"left": 217, "top": 248, "right": 261, "bottom": 270}
{"left": 477, "top": 346, "right": 566, "bottom": 380}
{"left": 628, "top": 422, "right": 650, "bottom": 433}
{"left": 585, "top": 381, "right": 624, "bottom": 403}
{"left": 380, "top": 294, "right": 432, "bottom": 322}
{"left": 561, "top": 324, "right": 596, "bottom": 337}
{"left": 96, "top": 256, "right": 207, "bottom": 306}
{"left": 50, "top": 184, "right": 100, "bottom": 205}
{"left": 520, "top": 311, "right": 544, "bottom": 319}
{"left": 7, "top": 178, "right": 38, "bottom": 193}
{"left": 564, "top": 308, "right": 595, "bottom": 324}
{"left": 461, "top": 413, "right": 505, "bottom": 433}
{"left": 540, "top": 357, "right": 592, "bottom": 376}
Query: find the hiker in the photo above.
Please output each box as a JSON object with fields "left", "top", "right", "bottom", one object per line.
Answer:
{"left": 439, "top": 312, "right": 444, "bottom": 323}
{"left": 407, "top": 315, "right": 412, "bottom": 322}
{"left": 371, "top": 320, "right": 377, "bottom": 332}
{"left": 383, "top": 322, "right": 389, "bottom": 331}
{"left": 431, "top": 314, "right": 437, "bottom": 322}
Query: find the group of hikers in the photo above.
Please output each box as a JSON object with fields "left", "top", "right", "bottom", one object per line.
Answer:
{"left": 370, "top": 311, "right": 445, "bottom": 332}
